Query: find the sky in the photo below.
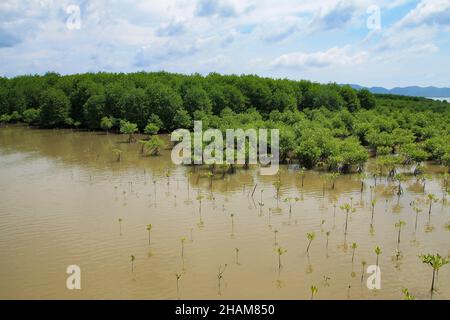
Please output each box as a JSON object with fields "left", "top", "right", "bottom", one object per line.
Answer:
{"left": 1, "top": 0, "right": 450, "bottom": 88}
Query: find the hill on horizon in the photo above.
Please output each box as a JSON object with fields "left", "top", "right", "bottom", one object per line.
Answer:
{"left": 347, "top": 84, "right": 450, "bottom": 98}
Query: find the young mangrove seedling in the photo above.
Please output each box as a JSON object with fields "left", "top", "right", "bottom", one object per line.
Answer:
{"left": 361, "top": 261, "right": 367, "bottom": 284}
{"left": 235, "top": 248, "right": 240, "bottom": 265}
{"left": 306, "top": 232, "right": 315, "bottom": 253}
{"left": 371, "top": 199, "right": 377, "bottom": 224}
{"left": 402, "top": 288, "right": 415, "bottom": 300}
{"left": 426, "top": 193, "right": 438, "bottom": 222}
{"left": 276, "top": 247, "right": 287, "bottom": 269}
{"left": 165, "top": 169, "right": 171, "bottom": 186}
{"left": 196, "top": 194, "right": 204, "bottom": 217}
{"left": 273, "top": 179, "right": 282, "bottom": 207}
{"left": 206, "top": 171, "right": 214, "bottom": 189}
{"left": 325, "top": 172, "right": 340, "bottom": 189}
{"left": 395, "top": 220, "right": 406, "bottom": 254}
{"left": 310, "top": 285, "right": 318, "bottom": 300}
{"left": 283, "top": 197, "right": 292, "bottom": 215}
{"left": 351, "top": 242, "right": 358, "bottom": 263}
{"left": 217, "top": 264, "right": 228, "bottom": 293}
{"left": 419, "top": 253, "right": 449, "bottom": 296}
{"left": 118, "top": 218, "right": 123, "bottom": 235}
{"left": 325, "top": 231, "right": 330, "bottom": 250}
{"left": 112, "top": 149, "right": 122, "bottom": 162}
{"left": 175, "top": 272, "right": 182, "bottom": 296}
{"left": 323, "top": 275, "right": 331, "bottom": 287}
{"left": 130, "top": 255, "right": 135, "bottom": 273}
{"left": 340, "top": 203, "right": 356, "bottom": 236}
{"left": 394, "top": 173, "right": 405, "bottom": 196}
{"left": 420, "top": 174, "right": 432, "bottom": 194}
{"left": 412, "top": 205, "right": 422, "bottom": 232}
{"left": 180, "top": 237, "right": 187, "bottom": 258}
{"left": 298, "top": 167, "right": 306, "bottom": 188}
{"left": 146, "top": 224, "right": 152, "bottom": 245}
{"left": 374, "top": 246, "right": 382, "bottom": 270}
{"left": 320, "top": 219, "right": 325, "bottom": 232}
{"left": 358, "top": 172, "right": 368, "bottom": 194}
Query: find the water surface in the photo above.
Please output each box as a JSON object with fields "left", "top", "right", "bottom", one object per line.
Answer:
{"left": 0, "top": 125, "right": 449, "bottom": 299}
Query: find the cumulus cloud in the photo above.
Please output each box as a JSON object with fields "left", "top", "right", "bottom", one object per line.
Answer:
{"left": 272, "top": 46, "right": 367, "bottom": 69}
{"left": 395, "top": 0, "right": 450, "bottom": 29}
{"left": 156, "top": 20, "right": 186, "bottom": 37}
{"left": 195, "top": 0, "right": 237, "bottom": 18}
{"left": 0, "top": 0, "right": 448, "bottom": 87}
{"left": 369, "top": 0, "right": 450, "bottom": 61}
{"left": 308, "top": 0, "right": 358, "bottom": 32}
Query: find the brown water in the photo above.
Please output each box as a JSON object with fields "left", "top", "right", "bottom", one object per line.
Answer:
{"left": 0, "top": 125, "right": 449, "bottom": 300}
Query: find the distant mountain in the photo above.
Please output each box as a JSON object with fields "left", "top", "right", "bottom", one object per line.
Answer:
{"left": 346, "top": 84, "right": 450, "bottom": 98}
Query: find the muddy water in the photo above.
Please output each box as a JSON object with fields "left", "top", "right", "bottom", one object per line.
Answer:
{"left": 0, "top": 125, "right": 448, "bottom": 300}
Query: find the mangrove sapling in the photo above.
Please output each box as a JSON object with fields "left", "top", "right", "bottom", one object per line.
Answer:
{"left": 283, "top": 197, "right": 292, "bottom": 215}
{"left": 230, "top": 213, "right": 235, "bottom": 237}
{"left": 217, "top": 264, "right": 227, "bottom": 294}
{"left": 374, "top": 246, "right": 382, "bottom": 272}
{"left": 340, "top": 203, "right": 356, "bottom": 236}
{"left": 323, "top": 275, "right": 331, "bottom": 287}
{"left": 419, "top": 253, "right": 449, "bottom": 297}
{"left": 426, "top": 193, "right": 438, "bottom": 222}
{"left": 373, "top": 173, "right": 378, "bottom": 186}
{"left": 146, "top": 224, "right": 152, "bottom": 245}
{"left": 420, "top": 174, "right": 432, "bottom": 194}
{"left": 351, "top": 242, "right": 358, "bottom": 263}
{"left": 361, "top": 261, "right": 367, "bottom": 285}
{"left": 165, "top": 170, "right": 172, "bottom": 195}
{"left": 276, "top": 247, "right": 287, "bottom": 269}
{"left": 146, "top": 136, "right": 166, "bottom": 156}
{"left": 371, "top": 199, "right": 376, "bottom": 225}
{"left": 138, "top": 139, "right": 146, "bottom": 154}
{"left": 197, "top": 194, "right": 204, "bottom": 221}
{"left": 395, "top": 220, "right": 406, "bottom": 254}
{"left": 325, "top": 172, "right": 340, "bottom": 190}
{"left": 442, "top": 173, "right": 449, "bottom": 193}
{"left": 118, "top": 218, "right": 123, "bottom": 235}
{"left": 120, "top": 121, "right": 138, "bottom": 143}
{"left": 180, "top": 237, "right": 187, "bottom": 258}
{"left": 333, "top": 203, "right": 337, "bottom": 228}
{"left": 325, "top": 231, "right": 330, "bottom": 250}
{"left": 298, "top": 167, "right": 306, "bottom": 188}
{"left": 306, "top": 232, "right": 315, "bottom": 253}
{"left": 152, "top": 179, "right": 156, "bottom": 202}
{"left": 112, "top": 149, "right": 122, "bottom": 162}
{"left": 402, "top": 288, "right": 415, "bottom": 300}
{"left": 175, "top": 272, "right": 182, "bottom": 296}
{"left": 320, "top": 219, "right": 325, "bottom": 232}
{"left": 310, "top": 285, "right": 318, "bottom": 300}
{"left": 206, "top": 171, "right": 214, "bottom": 189}
{"left": 394, "top": 173, "right": 405, "bottom": 196}
{"left": 130, "top": 255, "right": 135, "bottom": 273}
{"left": 273, "top": 179, "right": 282, "bottom": 208}
{"left": 358, "top": 172, "right": 368, "bottom": 194}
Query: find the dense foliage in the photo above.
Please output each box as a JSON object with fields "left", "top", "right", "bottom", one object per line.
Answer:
{"left": 0, "top": 72, "right": 449, "bottom": 172}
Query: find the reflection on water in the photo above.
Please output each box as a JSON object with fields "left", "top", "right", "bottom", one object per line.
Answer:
{"left": 0, "top": 125, "right": 449, "bottom": 299}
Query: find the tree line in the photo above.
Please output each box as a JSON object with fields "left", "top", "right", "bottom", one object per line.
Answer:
{"left": 0, "top": 71, "right": 448, "bottom": 172}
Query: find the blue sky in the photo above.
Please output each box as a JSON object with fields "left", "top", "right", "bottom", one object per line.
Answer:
{"left": 1, "top": 0, "right": 450, "bottom": 88}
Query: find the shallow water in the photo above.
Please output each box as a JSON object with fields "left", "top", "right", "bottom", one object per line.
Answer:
{"left": 0, "top": 125, "right": 449, "bottom": 300}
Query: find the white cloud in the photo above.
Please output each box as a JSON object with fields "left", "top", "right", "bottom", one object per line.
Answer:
{"left": 395, "top": 0, "right": 450, "bottom": 29}
{"left": 272, "top": 46, "right": 367, "bottom": 69}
